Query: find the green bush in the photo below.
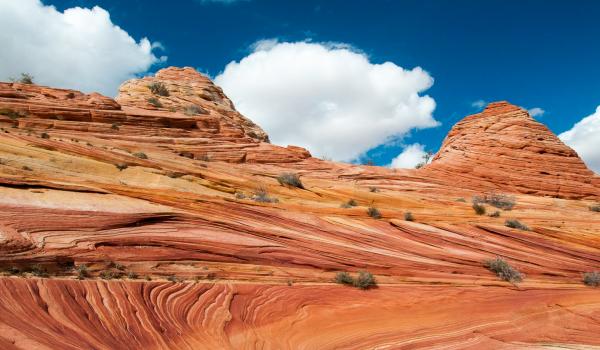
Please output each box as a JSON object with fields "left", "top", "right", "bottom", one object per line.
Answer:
{"left": 590, "top": 205, "right": 600, "bottom": 212}
{"left": 76, "top": 264, "right": 88, "bottom": 280}
{"left": 147, "top": 97, "right": 162, "bottom": 107}
{"left": 489, "top": 210, "right": 501, "bottom": 218}
{"left": 100, "top": 269, "right": 121, "bottom": 280}
{"left": 252, "top": 187, "right": 279, "bottom": 203}
{"left": 404, "top": 212, "right": 414, "bottom": 221}
{"left": 167, "top": 275, "right": 179, "bottom": 282}
{"left": 127, "top": 271, "right": 138, "bottom": 279}
{"left": 0, "top": 108, "right": 25, "bottom": 120}
{"left": 341, "top": 199, "right": 357, "bottom": 208}
{"left": 111, "top": 123, "right": 120, "bottom": 130}
{"left": 473, "top": 192, "right": 516, "bottom": 210}
{"left": 277, "top": 173, "right": 304, "bottom": 189}
{"left": 40, "top": 132, "right": 49, "bottom": 139}
{"left": 353, "top": 271, "right": 377, "bottom": 289}
{"left": 184, "top": 104, "right": 207, "bottom": 115}
{"left": 369, "top": 186, "right": 379, "bottom": 193}
{"left": 133, "top": 152, "right": 148, "bottom": 159}
{"left": 367, "top": 207, "right": 382, "bottom": 219}
{"left": 505, "top": 219, "right": 529, "bottom": 231}
{"left": 334, "top": 271, "right": 354, "bottom": 285}
{"left": 484, "top": 257, "right": 523, "bottom": 283}
{"left": 115, "top": 163, "right": 128, "bottom": 171}
{"left": 30, "top": 264, "right": 49, "bottom": 277}
{"left": 472, "top": 203, "right": 486, "bottom": 215}
{"left": 11, "top": 73, "right": 34, "bottom": 84}
{"left": 583, "top": 271, "right": 600, "bottom": 287}
{"left": 148, "top": 82, "right": 169, "bottom": 96}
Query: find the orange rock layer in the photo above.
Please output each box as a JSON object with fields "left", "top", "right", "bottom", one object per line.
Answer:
{"left": 0, "top": 68, "right": 599, "bottom": 349}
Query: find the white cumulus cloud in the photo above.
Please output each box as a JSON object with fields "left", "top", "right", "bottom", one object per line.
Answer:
{"left": 389, "top": 143, "right": 427, "bottom": 169}
{"left": 0, "top": 0, "right": 164, "bottom": 96}
{"left": 559, "top": 105, "right": 600, "bottom": 173}
{"left": 215, "top": 40, "right": 438, "bottom": 161}
{"left": 528, "top": 107, "right": 545, "bottom": 117}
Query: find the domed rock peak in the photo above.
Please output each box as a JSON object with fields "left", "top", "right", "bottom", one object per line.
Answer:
{"left": 116, "top": 66, "right": 270, "bottom": 142}
{"left": 425, "top": 101, "right": 600, "bottom": 199}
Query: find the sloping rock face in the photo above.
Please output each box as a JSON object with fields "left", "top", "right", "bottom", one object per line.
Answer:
{"left": 425, "top": 101, "right": 600, "bottom": 199}
{"left": 0, "top": 70, "right": 599, "bottom": 350}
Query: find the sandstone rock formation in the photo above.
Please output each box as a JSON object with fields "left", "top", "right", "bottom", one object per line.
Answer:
{"left": 424, "top": 101, "right": 600, "bottom": 199}
{"left": 0, "top": 68, "right": 599, "bottom": 349}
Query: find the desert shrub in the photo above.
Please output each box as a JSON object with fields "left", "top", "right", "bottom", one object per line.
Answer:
{"left": 7, "top": 266, "right": 21, "bottom": 275}
{"left": 115, "top": 163, "right": 128, "bottom": 171}
{"left": 127, "top": 271, "right": 138, "bottom": 279}
{"left": 277, "top": 173, "right": 304, "bottom": 189}
{"left": 39, "top": 132, "right": 50, "bottom": 139}
{"left": 184, "top": 104, "right": 207, "bottom": 115}
{"left": 167, "top": 275, "right": 179, "bottom": 282}
{"left": 369, "top": 186, "right": 379, "bottom": 193}
{"left": 456, "top": 198, "right": 466, "bottom": 202}
{"left": 367, "top": 207, "right": 382, "bottom": 219}
{"left": 100, "top": 269, "right": 121, "bottom": 280}
{"left": 252, "top": 187, "right": 279, "bottom": 203}
{"left": 144, "top": 275, "right": 152, "bottom": 281}
{"left": 197, "top": 153, "right": 211, "bottom": 161}
{"left": 30, "top": 264, "right": 49, "bottom": 277}
{"left": 472, "top": 203, "right": 486, "bottom": 215}
{"left": 583, "top": 271, "right": 600, "bottom": 287}
{"left": 473, "top": 192, "right": 516, "bottom": 210}
{"left": 147, "top": 97, "right": 162, "bottom": 107}
{"left": 505, "top": 219, "right": 529, "bottom": 231}
{"left": 404, "top": 212, "right": 414, "bottom": 221}
{"left": 76, "top": 264, "right": 88, "bottom": 280}
{"left": 235, "top": 192, "right": 246, "bottom": 199}
{"left": 0, "top": 108, "right": 25, "bottom": 120}
{"left": 334, "top": 271, "right": 354, "bottom": 285}
{"left": 148, "top": 82, "right": 169, "bottom": 96}
{"left": 341, "top": 199, "right": 357, "bottom": 208}
{"left": 133, "top": 152, "right": 148, "bottom": 159}
{"left": 590, "top": 204, "right": 600, "bottom": 212}
{"left": 353, "top": 271, "right": 377, "bottom": 290}
{"left": 22, "top": 165, "right": 32, "bottom": 171}
{"left": 111, "top": 123, "right": 120, "bottom": 130}
{"left": 489, "top": 210, "right": 501, "bottom": 218}
{"left": 484, "top": 257, "right": 523, "bottom": 283}
{"left": 11, "top": 73, "right": 34, "bottom": 84}
{"left": 166, "top": 171, "right": 184, "bottom": 178}
{"left": 108, "top": 262, "right": 125, "bottom": 270}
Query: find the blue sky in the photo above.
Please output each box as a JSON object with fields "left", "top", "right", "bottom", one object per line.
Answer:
{"left": 5, "top": 0, "right": 600, "bottom": 170}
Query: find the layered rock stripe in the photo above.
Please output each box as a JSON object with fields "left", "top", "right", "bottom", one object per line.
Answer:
{"left": 0, "top": 67, "right": 599, "bottom": 349}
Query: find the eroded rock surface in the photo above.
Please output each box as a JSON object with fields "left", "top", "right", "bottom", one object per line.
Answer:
{"left": 0, "top": 69, "right": 599, "bottom": 349}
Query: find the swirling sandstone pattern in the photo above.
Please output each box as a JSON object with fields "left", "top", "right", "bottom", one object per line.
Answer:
{"left": 0, "top": 68, "right": 599, "bottom": 349}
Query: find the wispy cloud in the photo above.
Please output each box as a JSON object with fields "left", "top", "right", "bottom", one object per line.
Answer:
{"left": 471, "top": 100, "right": 486, "bottom": 110}
{"left": 528, "top": 107, "right": 545, "bottom": 117}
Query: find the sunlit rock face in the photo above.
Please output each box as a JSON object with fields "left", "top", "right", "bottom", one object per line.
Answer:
{"left": 0, "top": 69, "right": 599, "bottom": 349}
{"left": 425, "top": 101, "right": 600, "bottom": 199}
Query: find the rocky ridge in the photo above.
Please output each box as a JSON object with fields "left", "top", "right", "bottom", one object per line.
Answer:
{"left": 0, "top": 68, "right": 599, "bottom": 349}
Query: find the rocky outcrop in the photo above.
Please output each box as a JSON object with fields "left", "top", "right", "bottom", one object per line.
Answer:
{"left": 0, "top": 71, "right": 599, "bottom": 349}
{"left": 425, "top": 101, "right": 600, "bottom": 199}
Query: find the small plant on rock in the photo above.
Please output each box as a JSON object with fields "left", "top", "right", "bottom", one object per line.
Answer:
{"left": 590, "top": 204, "right": 600, "bottom": 212}
{"left": 127, "top": 271, "right": 138, "bottom": 279}
{"left": 147, "top": 97, "right": 162, "bottom": 108}
{"left": 252, "top": 186, "right": 279, "bottom": 203}
{"left": 472, "top": 202, "right": 486, "bottom": 215}
{"left": 353, "top": 271, "right": 377, "bottom": 290}
{"left": 334, "top": 271, "right": 354, "bottom": 285}
{"left": 404, "top": 212, "right": 414, "bottom": 221}
{"left": 133, "top": 152, "right": 148, "bottom": 159}
{"left": 148, "top": 82, "right": 169, "bottom": 96}
{"left": 489, "top": 210, "right": 501, "bottom": 218}
{"left": 368, "top": 186, "right": 379, "bottom": 193}
{"left": 115, "top": 163, "right": 128, "bottom": 171}
{"left": 11, "top": 73, "right": 34, "bottom": 84}
{"left": 583, "top": 271, "right": 600, "bottom": 287}
{"left": 167, "top": 275, "right": 179, "bottom": 282}
{"left": 40, "top": 132, "right": 49, "bottom": 139}
{"left": 505, "top": 219, "right": 529, "bottom": 231}
{"left": 484, "top": 257, "right": 523, "bottom": 283}
{"left": 367, "top": 207, "right": 382, "bottom": 219}
{"left": 473, "top": 192, "right": 516, "bottom": 210}
{"left": 341, "top": 199, "right": 358, "bottom": 208}
{"left": 277, "top": 173, "right": 304, "bottom": 189}
{"left": 184, "top": 104, "right": 207, "bottom": 115}
{"left": 76, "top": 264, "right": 88, "bottom": 280}
{"left": 111, "top": 123, "right": 120, "bottom": 130}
